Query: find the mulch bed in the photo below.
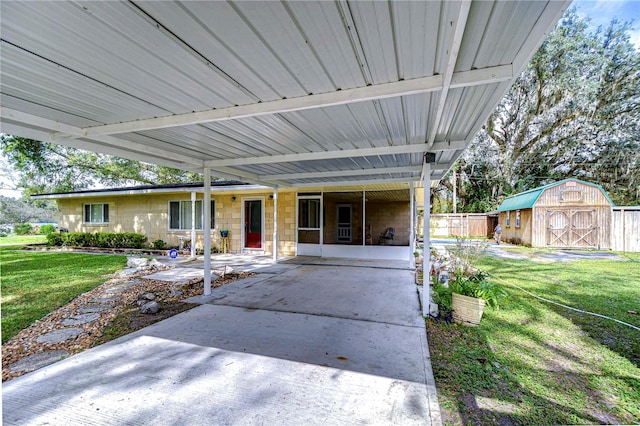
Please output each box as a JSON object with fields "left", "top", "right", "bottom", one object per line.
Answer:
{"left": 2, "top": 268, "right": 253, "bottom": 382}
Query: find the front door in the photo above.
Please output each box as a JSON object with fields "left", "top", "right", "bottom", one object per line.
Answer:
{"left": 336, "top": 204, "right": 352, "bottom": 243}
{"left": 244, "top": 199, "right": 263, "bottom": 249}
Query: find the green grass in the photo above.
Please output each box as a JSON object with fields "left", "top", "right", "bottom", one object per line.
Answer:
{"left": 1, "top": 247, "right": 126, "bottom": 343}
{"left": 428, "top": 251, "right": 640, "bottom": 425}
{"left": 0, "top": 234, "right": 47, "bottom": 246}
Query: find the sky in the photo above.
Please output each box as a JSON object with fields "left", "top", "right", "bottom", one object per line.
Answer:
{"left": 1, "top": 1, "right": 639, "bottom": 199}
{"left": 574, "top": 0, "right": 640, "bottom": 46}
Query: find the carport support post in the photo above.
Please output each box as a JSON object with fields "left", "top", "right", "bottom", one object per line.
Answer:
{"left": 410, "top": 181, "right": 415, "bottom": 268}
{"left": 422, "top": 163, "right": 431, "bottom": 317}
{"left": 273, "top": 187, "right": 278, "bottom": 262}
{"left": 190, "top": 191, "right": 196, "bottom": 259}
{"left": 203, "top": 168, "right": 212, "bottom": 296}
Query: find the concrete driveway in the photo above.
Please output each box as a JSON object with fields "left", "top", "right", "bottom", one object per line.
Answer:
{"left": 2, "top": 260, "right": 440, "bottom": 425}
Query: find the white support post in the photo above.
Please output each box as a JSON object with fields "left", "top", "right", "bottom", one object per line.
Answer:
{"left": 203, "top": 168, "right": 212, "bottom": 296}
{"left": 410, "top": 181, "right": 415, "bottom": 268}
{"left": 362, "top": 190, "right": 366, "bottom": 247}
{"left": 272, "top": 187, "right": 278, "bottom": 262}
{"left": 422, "top": 163, "right": 431, "bottom": 317}
{"left": 190, "top": 191, "right": 196, "bottom": 259}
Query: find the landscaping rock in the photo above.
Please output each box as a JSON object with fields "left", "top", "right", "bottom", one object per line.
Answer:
{"left": 140, "top": 301, "right": 160, "bottom": 314}
{"left": 142, "top": 269, "right": 218, "bottom": 284}
{"left": 118, "top": 267, "right": 140, "bottom": 277}
{"left": 7, "top": 351, "right": 69, "bottom": 373}
{"left": 222, "top": 265, "right": 234, "bottom": 276}
{"left": 78, "top": 305, "right": 111, "bottom": 313}
{"left": 148, "top": 259, "right": 165, "bottom": 269}
{"left": 36, "top": 328, "right": 84, "bottom": 344}
{"left": 136, "top": 293, "right": 157, "bottom": 306}
{"left": 62, "top": 313, "right": 100, "bottom": 326}
{"left": 139, "top": 292, "right": 156, "bottom": 301}
{"left": 127, "top": 257, "right": 149, "bottom": 268}
{"left": 90, "top": 296, "right": 119, "bottom": 303}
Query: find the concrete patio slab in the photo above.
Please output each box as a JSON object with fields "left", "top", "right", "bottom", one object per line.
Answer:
{"left": 3, "top": 262, "right": 440, "bottom": 425}
{"left": 188, "top": 263, "right": 422, "bottom": 327}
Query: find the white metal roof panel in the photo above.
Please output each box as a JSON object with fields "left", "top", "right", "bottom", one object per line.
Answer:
{"left": 0, "top": 0, "right": 570, "bottom": 188}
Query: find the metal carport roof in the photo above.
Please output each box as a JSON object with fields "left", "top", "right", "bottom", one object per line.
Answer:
{"left": 0, "top": 1, "right": 569, "bottom": 188}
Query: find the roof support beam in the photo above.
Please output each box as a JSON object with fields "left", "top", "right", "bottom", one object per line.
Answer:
{"left": 261, "top": 165, "right": 422, "bottom": 181}
{"left": 74, "top": 65, "right": 511, "bottom": 138}
{"left": 259, "top": 164, "right": 450, "bottom": 182}
{"left": 205, "top": 140, "right": 465, "bottom": 168}
{"left": 427, "top": 1, "right": 471, "bottom": 147}
{"left": 208, "top": 166, "right": 286, "bottom": 188}
{"left": 1, "top": 108, "right": 202, "bottom": 168}
{"left": 291, "top": 176, "right": 437, "bottom": 188}
{"left": 0, "top": 121, "right": 201, "bottom": 173}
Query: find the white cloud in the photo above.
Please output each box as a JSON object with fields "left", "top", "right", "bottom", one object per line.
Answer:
{"left": 573, "top": 0, "right": 640, "bottom": 47}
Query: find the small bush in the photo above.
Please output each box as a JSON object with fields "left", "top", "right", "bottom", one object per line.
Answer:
{"left": 14, "top": 223, "right": 33, "bottom": 235}
{"left": 152, "top": 239, "right": 167, "bottom": 250}
{"left": 38, "top": 224, "right": 56, "bottom": 235}
{"left": 46, "top": 233, "right": 63, "bottom": 246}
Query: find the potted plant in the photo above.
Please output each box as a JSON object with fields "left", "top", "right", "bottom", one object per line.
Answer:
{"left": 449, "top": 270, "right": 508, "bottom": 326}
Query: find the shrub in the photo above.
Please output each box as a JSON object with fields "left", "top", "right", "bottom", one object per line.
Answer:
{"left": 152, "top": 239, "right": 167, "bottom": 250}
{"left": 38, "top": 224, "right": 56, "bottom": 235}
{"left": 46, "top": 232, "right": 147, "bottom": 249}
{"left": 14, "top": 223, "right": 33, "bottom": 235}
{"left": 46, "top": 233, "right": 63, "bottom": 246}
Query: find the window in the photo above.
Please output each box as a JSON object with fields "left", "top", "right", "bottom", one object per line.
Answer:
{"left": 298, "top": 199, "right": 320, "bottom": 229}
{"left": 506, "top": 211, "right": 511, "bottom": 227}
{"left": 516, "top": 210, "right": 521, "bottom": 228}
{"left": 84, "top": 203, "right": 109, "bottom": 224}
{"left": 169, "top": 200, "right": 215, "bottom": 230}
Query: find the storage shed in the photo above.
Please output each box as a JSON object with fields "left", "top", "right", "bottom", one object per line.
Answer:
{"left": 496, "top": 179, "right": 614, "bottom": 249}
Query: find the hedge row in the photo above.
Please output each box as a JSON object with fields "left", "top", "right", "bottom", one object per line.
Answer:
{"left": 47, "top": 232, "right": 147, "bottom": 249}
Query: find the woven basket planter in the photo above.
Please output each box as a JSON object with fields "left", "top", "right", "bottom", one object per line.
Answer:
{"left": 452, "top": 293, "right": 486, "bottom": 326}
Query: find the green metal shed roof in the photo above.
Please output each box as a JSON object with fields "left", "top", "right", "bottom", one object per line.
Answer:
{"left": 497, "top": 178, "right": 614, "bottom": 212}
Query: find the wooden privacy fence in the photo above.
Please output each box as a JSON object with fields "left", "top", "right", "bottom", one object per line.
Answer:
{"left": 612, "top": 207, "right": 640, "bottom": 252}
{"left": 429, "top": 213, "right": 498, "bottom": 238}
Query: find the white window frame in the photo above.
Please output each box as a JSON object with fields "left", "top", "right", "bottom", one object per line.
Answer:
{"left": 297, "top": 198, "right": 321, "bottom": 231}
{"left": 506, "top": 211, "right": 511, "bottom": 227}
{"left": 168, "top": 199, "right": 215, "bottom": 231}
{"left": 84, "top": 203, "right": 109, "bottom": 224}
{"left": 515, "top": 210, "right": 521, "bottom": 228}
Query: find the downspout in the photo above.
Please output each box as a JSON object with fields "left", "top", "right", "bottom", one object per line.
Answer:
{"left": 203, "top": 168, "right": 212, "bottom": 296}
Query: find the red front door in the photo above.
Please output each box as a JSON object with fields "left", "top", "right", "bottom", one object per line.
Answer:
{"left": 244, "top": 200, "right": 262, "bottom": 249}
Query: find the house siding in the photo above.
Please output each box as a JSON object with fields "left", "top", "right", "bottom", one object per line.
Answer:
{"left": 57, "top": 190, "right": 298, "bottom": 256}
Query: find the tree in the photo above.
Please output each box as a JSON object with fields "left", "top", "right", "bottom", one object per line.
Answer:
{"left": 437, "top": 9, "right": 640, "bottom": 211}
{"left": 0, "top": 196, "right": 59, "bottom": 224}
{"left": 0, "top": 135, "right": 204, "bottom": 195}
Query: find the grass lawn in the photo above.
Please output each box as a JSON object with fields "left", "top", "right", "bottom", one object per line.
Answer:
{"left": 428, "top": 251, "right": 640, "bottom": 425}
{"left": 0, "top": 234, "right": 47, "bottom": 246}
{"left": 1, "top": 247, "right": 126, "bottom": 343}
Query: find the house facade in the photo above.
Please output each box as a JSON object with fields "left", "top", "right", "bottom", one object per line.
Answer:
{"left": 35, "top": 182, "right": 415, "bottom": 261}
{"left": 496, "top": 178, "right": 614, "bottom": 249}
